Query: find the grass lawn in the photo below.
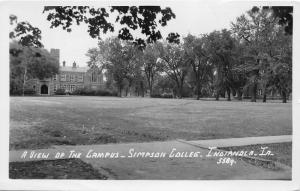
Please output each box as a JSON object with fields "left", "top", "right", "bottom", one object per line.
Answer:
{"left": 10, "top": 96, "right": 292, "bottom": 150}
{"left": 9, "top": 159, "right": 107, "bottom": 179}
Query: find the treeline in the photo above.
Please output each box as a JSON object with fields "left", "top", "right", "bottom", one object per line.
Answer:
{"left": 10, "top": 41, "right": 59, "bottom": 95}
{"left": 86, "top": 7, "right": 292, "bottom": 102}
{"left": 9, "top": 14, "right": 59, "bottom": 96}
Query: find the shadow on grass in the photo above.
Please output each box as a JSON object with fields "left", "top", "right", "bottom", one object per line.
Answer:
{"left": 9, "top": 158, "right": 107, "bottom": 179}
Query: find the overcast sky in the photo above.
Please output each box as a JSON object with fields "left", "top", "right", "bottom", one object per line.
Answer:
{"left": 8, "top": 1, "right": 258, "bottom": 67}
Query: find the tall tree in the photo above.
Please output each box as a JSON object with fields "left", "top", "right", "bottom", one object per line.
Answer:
{"left": 206, "top": 29, "right": 237, "bottom": 101}
{"left": 122, "top": 43, "right": 144, "bottom": 96}
{"left": 9, "top": 15, "right": 59, "bottom": 96}
{"left": 183, "top": 34, "right": 213, "bottom": 100}
{"left": 265, "top": 29, "right": 292, "bottom": 103}
{"left": 158, "top": 43, "right": 189, "bottom": 98}
{"left": 90, "top": 37, "right": 143, "bottom": 97}
{"left": 231, "top": 7, "right": 292, "bottom": 102}
{"left": 143, "top": 43, "right": 163, "bottom": 96}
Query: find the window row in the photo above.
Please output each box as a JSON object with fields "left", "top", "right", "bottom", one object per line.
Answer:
{"left": 54, "top": 84, "right": 84, "bottom": 92}
{"left": 53, "top": 74, "right": 84, "bottom": 82}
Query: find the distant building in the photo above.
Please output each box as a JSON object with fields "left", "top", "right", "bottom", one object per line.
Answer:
{"left": 26, "top": 48, "right": 104, "bottom": 95}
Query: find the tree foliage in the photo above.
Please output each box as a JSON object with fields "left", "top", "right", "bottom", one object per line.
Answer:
{"left": 231, "top": 7, "right": 292, "bottom": 102}
{"left": 88, "top": 37, "right": 144, "bottom": 96}
{"left": 43, "top": 6, "right": 180, "bottom": 49}
{"left": 9, "top": 14, "right": 43, "bottom": 48}
{"left": 205, "top": 29, "right": 238, "bottom": 100}
{"left": 84, "top": 6, "right": 292, "bottom": 103}
{"left": 10, "top": 41, "right": 59, "bottom": 95}
{"left": 143, "top": 43, "right": 163, "bottom": 95}
{"left": 157, "top": 43, "right": 190, "bottom": 98}
{"left": 183, "top": 34, "right": 213, "bottom": 99}
{"left": 252, "top": 6, "right": 293, "bottom": 35}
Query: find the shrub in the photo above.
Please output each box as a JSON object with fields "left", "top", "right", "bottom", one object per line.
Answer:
{"left": 150, "top": 93, "right": 162, "bottom": 98}
{"left": 24, "top": 89, "right": 36, "bottom": 95}
{"left": 55, "top": 88, "right": 66, "bottom": 95}
{"left": 95, "top": 89, "right": 119, "bottom": 96}
{"left": 10, "top": 89, "right": 23, "bottom": 96}
{"left": 71, "top": 88, "right": 83, "bottom": 95}
{"left": 181, "top": 86, "right": 193, "bottom": 98}
{"left": 84, "top": 88, "right": 96, "bottom": 96}
{"left": 111, "top": 90, "right": 118, "bottom": 96}
{"left": 71, "top": 87, "right": 117, "bottom": 97}
{"left": 151, "top": 93, "right": 173, "bottom": 98}
{"left": 161, "top": 93, "right": 173, "bottom": 98}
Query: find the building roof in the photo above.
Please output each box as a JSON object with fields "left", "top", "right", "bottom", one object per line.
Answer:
{"left": 60, "top": 66, "right": 89, "bottom": 73}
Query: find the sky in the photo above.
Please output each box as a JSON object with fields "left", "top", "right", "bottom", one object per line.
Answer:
{"left": 7, "top": 1, "right": 257, "bottom": 67}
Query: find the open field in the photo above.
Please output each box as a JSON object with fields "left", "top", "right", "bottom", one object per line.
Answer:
{"left": 10, "top": 96, "right": 292, "bottom": 150}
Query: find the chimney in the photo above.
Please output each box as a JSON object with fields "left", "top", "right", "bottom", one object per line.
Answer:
{"left": 50, "top": 48, "right": 60, "bottom": 68}
{"left": 50, "top": 49, "right": 60, "bottom": 62}
{"left": 73, "top": 61, "right": 76, "bottom": 68}
{"left": 62, "top": 61, "right": 66, "bottom": 67}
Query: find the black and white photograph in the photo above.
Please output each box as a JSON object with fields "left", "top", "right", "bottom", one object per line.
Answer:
{"left": 0, "top": 0, "right": 299, "bottom": 190}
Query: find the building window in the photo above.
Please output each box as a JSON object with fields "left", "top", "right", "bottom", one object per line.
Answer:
{"left": 60, "top": 74, "right": 66, "bottom": 81}
{"left": 70, "top": 75, "right": 75, "bottom": 82}
{"left": 66, "top": 74, "right": 70, "bottom": 82}
{"left": 70, "top": 85, "right": 75, "bottom": 92}
{"left": 78, "top": 74, "right": 84, "bottom": 82}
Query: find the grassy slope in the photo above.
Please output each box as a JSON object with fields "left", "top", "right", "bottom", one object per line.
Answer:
{"left": 10, "top": 96, "right": 292, "bottom": 150}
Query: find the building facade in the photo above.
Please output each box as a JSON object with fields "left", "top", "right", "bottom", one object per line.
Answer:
{"left": 25, "top": 48, "right": 104, "bottom": 95}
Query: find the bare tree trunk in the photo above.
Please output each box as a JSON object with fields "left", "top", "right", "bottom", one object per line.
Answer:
{"left": 251, "top": 83, "right": 257, "bottom": 102}
{"left": 140, "top": 81, "right": 144, "bottom": 97}
{"left": 175, "top": 81, "right": 182, "bottom": 99}
{"left": 22, "top": 66, "right": 27, "bottom": 96}
{"left": 262, "top": 86, "right": 267, "bottom": 102}
{"left": 216, "top": 89, "right": 219, "bottom": 101}
{"left": 237, "top": 89, "right": 242, "bottom": 100}
{"left": 227, "top": 87, "right": 231, "bottom": 101}
{"left": 196, "top": 82, "right": 201, "bottom": 100}
{"left": 282, "top": 90, "right": 287, "bottom": 103}
{"left": 263, "top": 94, "right": 267, "bottom": 103}
{"left": 149, "top": 84, "right": 153, "bottom": 97}
{"left": 118, "top": 86, "right": 122, "bottom": 97}
{"left": 178, "top": 85, "right": 183, "bottom": 99}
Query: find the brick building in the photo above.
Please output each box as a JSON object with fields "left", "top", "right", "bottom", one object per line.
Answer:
{"left": 26, "top": 48, "right": 104, "bottom": 95}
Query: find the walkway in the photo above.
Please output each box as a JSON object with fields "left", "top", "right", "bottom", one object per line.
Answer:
{"left": 9, "top": 135, "right": 292, "bottom": 180}
{"left": 180, "top": 135, "right": 292, "bottom": 148}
